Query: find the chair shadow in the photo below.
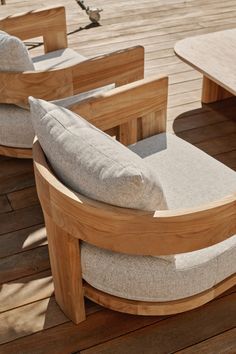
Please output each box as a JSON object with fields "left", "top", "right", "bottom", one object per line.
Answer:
{"left": 26, "top": 23, "right": 100, "bottom": 51}
{"left": 172, "top": 97, "right": 236, "bottom": 171}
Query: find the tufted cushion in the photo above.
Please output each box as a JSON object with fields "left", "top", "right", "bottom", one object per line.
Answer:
{"left": 29, "top": 97, "right": 167, "bottom": 211}
{"left": 81, "top": 133, "right": 236, "bottom": 301}
{"left": 0, "top": 31, "right": 34, "bottom": 72}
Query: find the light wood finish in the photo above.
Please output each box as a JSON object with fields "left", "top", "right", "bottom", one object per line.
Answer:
{"left": 71, "top": 75, "right": 168, "bottom": 144}
{"left": 174, "top": 29, "right": 236, "bottom": 103}
{"left": 0, "top": 145, "right": 32, "bottom": 158}
{"left": 33, "top": 77, "right": 236, "bottom": 323}
{"left": 84, "top": 274, "right": 236, "bottom": 316}
{"left": 1, "top": 0, "right": 236, "bottom": 351}
{"left": 0, "top": 45, "right": 144, "bottom": 107}
{"left": 34, "top": 138, "right": 236, "bottom": 257}
{"left": 44, "top": 214, "right": 86, "bottom": 324}
{"left": 0, "top": 6, "right": 144, "bottom": 158}
{"left": 201, "top": 76, "right": 234, "bottom": 104}
{"left": 0, "top": 6, "right": 67, "bottom": 53}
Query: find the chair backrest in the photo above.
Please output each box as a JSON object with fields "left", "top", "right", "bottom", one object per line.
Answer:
{"left": 0, "top": 6, "right": 67, "bottom": 53}
{"left": 0, "top": 7, "right": 69, "bottom": 108}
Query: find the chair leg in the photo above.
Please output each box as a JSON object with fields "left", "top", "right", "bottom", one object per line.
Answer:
{"left": 44, "top": 214, "right": 86, "bottom": 324}
{"left": 202, "top": 76, "right": 233, "bottom": 103}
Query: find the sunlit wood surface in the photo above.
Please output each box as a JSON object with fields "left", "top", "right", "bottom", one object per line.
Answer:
{"left": 0, "top": 0, "right": 236, "bottom": 353}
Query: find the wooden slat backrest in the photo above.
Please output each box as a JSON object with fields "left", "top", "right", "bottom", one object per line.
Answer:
{"left": 0, "top": 6, "right": 67, "bottom": 52}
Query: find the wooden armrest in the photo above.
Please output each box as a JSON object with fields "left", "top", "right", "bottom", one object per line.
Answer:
{"left": 0, "top": 69, "right": 74, "bottom": 107}
{"left": 0, "top": 6, "right": 67, "bottom": 52}
{"left": 0, "top": 46, "right": 144, "bottom": 108}
{"left": 71, "top": 46, "right": 145, "bottom": 93}
{"left": 70, "top": 75, "right": 168, "bottom": 144}
{"left": 33, "top": 138, "right": 236, "bottom": 256}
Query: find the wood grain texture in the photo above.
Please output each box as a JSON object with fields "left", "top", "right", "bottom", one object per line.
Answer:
{"left": 0, "top": 6, "right": 144, "bottom": 158}
{"left": 202, "top": 76, "right": 234, "bottom": 103}
{"left": 72, "top": 76, "right": 168, "bottom": 144}
{"left": 0, "top": 270, "right": 53, "bottom": 313}
{"left": 80, "top": 292, "right": 236, "bottom": 354}
{"left": 0, "top": 205, "right": 43, "bottom": 236}
{"left": 0, "top": 245, "right": 49, "bottom": 283}
{"left": 0, "top": 224, "right": 46, "bottom": 258}
{"left": 0, "top": 145, "right": 32, "bottom": 159}
{"left": 174, "top": 29, "right": 236, "bottom": 102}
{"left": 84, "top": 274, "right": 236, "bottom": 316}
{"left": 0, "top": 6, "right": 68, "bottom": 52}
{"left": 7, "top": 186, "right": 39, "bottom": 210}
{"left": 34, "top": 139, "right": 236, "bottom": 256}
{"left": 44, "top": 214, "right": 86, "bottom": 324}
{"left": 33, "top": 74, "right": 236, "bottom": 323}
{"left": 1, "top": 0, "right": 236, "bottom": 351}
{"left": 176, "top": 327, "right": 236, "bottom": 354}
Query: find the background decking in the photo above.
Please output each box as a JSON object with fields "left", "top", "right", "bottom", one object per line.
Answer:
{"left": 0, "top": 0, "right": 236, "bottom": 353}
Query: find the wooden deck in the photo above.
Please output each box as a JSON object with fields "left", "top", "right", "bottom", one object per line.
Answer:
{"left": 0, "top": 0, "right": 236, "bottom": 352}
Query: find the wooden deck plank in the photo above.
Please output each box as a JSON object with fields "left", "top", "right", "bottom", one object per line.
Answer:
{"left": 176, "top": 327, "right": 236, "bottom": 354}
{"left": 0, "top": 307, "right": 166, "bottom": 351}
{"left": 0, "top": 224, "right": 46, "bottom": 258}
{"left": 0, "top": 159, "right": 35, "bottom": 194}
{"left": 0, "top": 270, "right": 53, "bottom": 313}
{"left": 79, "top": 293, "right": 236, "bottom": 354}
{"left": 7, "top": 186, "right": 39, "bottom": 210}
{"left": 0, "top": 205, "right": 43, "bottom": 236}
{"left": 0, "top": 245, "right": 49, "bottom": 283}
{"left": 0, "top": 0, "right": 236, "bottom": 352}
{"left": 0, "top": 195, "right": 12, "bottom": 214}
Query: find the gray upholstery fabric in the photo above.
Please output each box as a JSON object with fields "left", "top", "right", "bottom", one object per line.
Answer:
{"left": 81, "top": 235, "right": 236, "bottom": 301}
{"left": 0, "top": 31, "right": 34, "bottom": 72}
{"left": 0, "top": 88, "right": 112, "bottom": 148}
{"left": 81, "top": 133, "right": 236, "bottom": 301}
{"left": 0, "top": 40, "right": 105, "bottom": 149}
{"left": 52, "top": 85, "right": 115, "bottom": 108}
{"left": 33, "top": 48, "right": 86, "bottom": 70}
{"left": 0, "top": 104, "right": 34, "bottom": 148}
{"left": 129, "top": 133, "right": 236, "bottom": 209}
{"left": 29, "top": 97, "right": 167, "bottom": 210}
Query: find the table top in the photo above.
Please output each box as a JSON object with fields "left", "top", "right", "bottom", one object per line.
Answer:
{"left": 174, "top": 29, "right": 236, "bottom": 95}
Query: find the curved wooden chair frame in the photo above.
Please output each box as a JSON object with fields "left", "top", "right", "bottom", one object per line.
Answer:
{"left": 33, "top": 76, "right": 236, "bottom": 324}
{"left": 0, "top": 6, "right": 145, "bottom": 158}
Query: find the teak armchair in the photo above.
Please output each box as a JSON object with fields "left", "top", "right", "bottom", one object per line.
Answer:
{"left": 33, "top": 75, "right": 236, "bottom": 324}
{"left": 0, "top": 6, "right": 144, "bottom": 158}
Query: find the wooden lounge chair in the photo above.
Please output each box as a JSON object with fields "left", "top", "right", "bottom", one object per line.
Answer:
{"left": 32, "top": 75, "right": 236, "bottom": 324}
{"left": 0, "top": 6, "right": 144, "bottom": 158}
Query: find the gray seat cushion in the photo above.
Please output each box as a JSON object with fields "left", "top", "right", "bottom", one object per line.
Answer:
{"left": 130, "top": 133, "right": 236, "bottom": 209}
{"left": 81, "top": 235, "right": 236, "bottom": 301}
{"left": 81, "top": 133, "right": 236, "bottom": 301}
{"left": 32, "top": 48, "right": 86, "bottom": 70}
{"left": 29, "top": 98, "right": 166, "bottom": 211}
{"left": 0, "top": 88, "right": 113, "bottom": 148}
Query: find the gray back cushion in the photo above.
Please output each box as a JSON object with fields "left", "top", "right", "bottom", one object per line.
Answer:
{"left": 0, "top": 31, "right": 34, "bottom": 72}
{"left": 29, "top": 97, "right": 167, "bottom": 211}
